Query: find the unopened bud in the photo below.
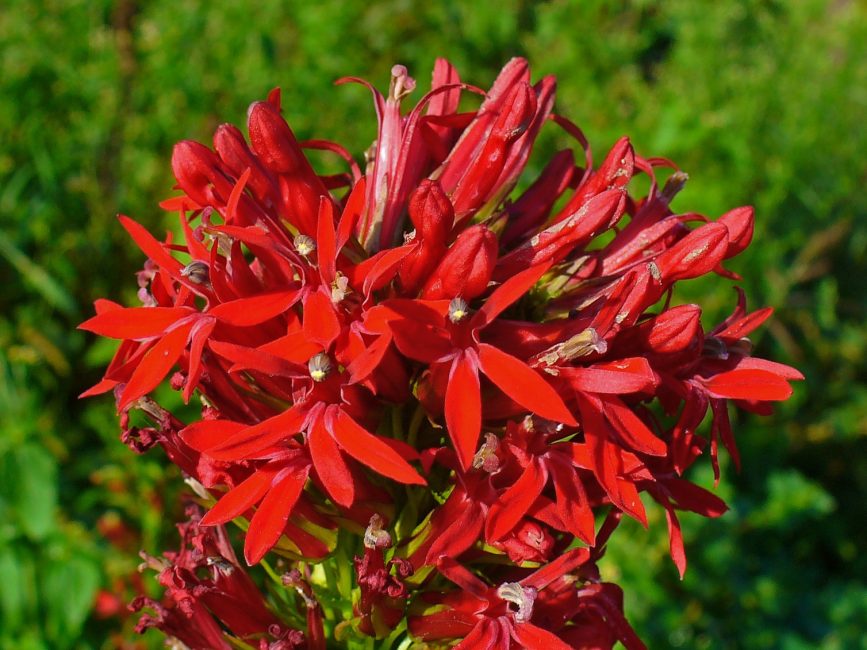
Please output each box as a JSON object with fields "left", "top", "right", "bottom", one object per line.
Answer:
{"left": 421, "top": 224, "right": 497, "bottom": 300}
{"left": 308, "top": 353, "right": 332, "bottom": 382}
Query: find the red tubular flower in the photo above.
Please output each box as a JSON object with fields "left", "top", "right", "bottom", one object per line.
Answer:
{"left": 82, "top": 57, "right": 801, "bottom": 648}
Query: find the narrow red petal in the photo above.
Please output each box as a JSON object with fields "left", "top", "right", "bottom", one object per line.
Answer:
{"left": 444, "top": 352, "right": 482, "bottom": 470}
{"left": 329, "top": 410, "right": 425, "bottom": 485}
{"left": 302, "top": 290, "right": 341, "bottom": 348}
{"left": 472, "top": 262, "right": 550, "bottom": 329}
{"left": 244, "top": 467, "right": 309, "bottom": 564}
{"left": 316, "top": 196, "right": 337, "bottom": 283}
{"left": 117, "top": 322, "right": 193, "bottom": 410}
{"left": 200, "top": 467, "right": 277, "bottom": 526}
{"left": 207, "top": 406, "right": 306, "bottom": 460}
{"left": 701, "top": 368, "right": 793, "bottom": 401}
{"left": 308, "top": 414, "right": 354, "bottom": 507}
{"left": 208, "top": 290, "right": 298, "bottom": 326}
{"left": 79, "top": 307, "right": 193, "bottom": 339}
{"left": 118, "top": 215, "right": 184, "bottom": 276}
{"left": 601, "top": 395, "right": 667, "bottom": 456}
{"left": 181, "top": 419, "right": 246, "bottom": 452}
{"left": 511, "top": 623, "right": 575, "bottom": 650}
{"left": 486, "top": 459, "right": 548, "bottom": 541}
{"left": 477, "top": 343, "right": 576, "bottom": 425}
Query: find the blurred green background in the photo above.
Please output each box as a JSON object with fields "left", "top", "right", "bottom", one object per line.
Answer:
{"left": 1, "top": 0, "right": 865, "bottom": 647}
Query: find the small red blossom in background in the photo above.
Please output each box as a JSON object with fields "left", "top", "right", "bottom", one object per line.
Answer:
{"left": 81, "top": 58, "right": 801, "bottom": 648}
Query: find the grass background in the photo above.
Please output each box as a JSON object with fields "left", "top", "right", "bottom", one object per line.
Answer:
{"left": 0, "top": 1, "right": 865, "bottom": 647}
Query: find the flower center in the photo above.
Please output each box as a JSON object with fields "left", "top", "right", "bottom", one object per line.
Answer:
{"left": 448, "top": 297, "right": 469, "bottom": 324}
{"left": 308, "top": 353, "right": 332, "bottom": 382}
{"left": 496, "top": 581, "right": 537, "bottom": 623}
{"left": 294, "top": 234, "right": 316, "bottom": 256}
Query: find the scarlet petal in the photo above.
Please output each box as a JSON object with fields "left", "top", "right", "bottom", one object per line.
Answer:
{"left": 181, "top": 419, "right": 246, "bottom": 452}
{"left": 511, "top": 622, "right": 575, "bottom": 650}
{"left": 486, "top": 459, "right": 548, "bottom": 542}
{"left": 302, "top": 290, "right": 341, "bottom": 348}
{"left": 200, "top": 467, "right": 277, "bottom": 526}
{"left": 118, "top": 215, "right": 184, "bottom": 276}
{"left": 548, "top": 457, "right": 595, "bottom": 545}
{"left": 701, "top": 368, "right": 793, "bottom": 401}
{"left": 390, "top": 320, "right": 453, "bottom": 363}
{"left": 560, "top": 357, "right": 656, "bottom": 394}
{"left": 477, "top": 343, "right": 576, "bottom": 425}
{"left": 601, "top": 395, "right": 667, "bottom": 456}
{"left": 336, "top": 178, "right": 366, "bottom": 251}
{"left": 523, "top": 547, "right": 590, "bottom": 591}
{"left": 444, "top": 352, "right": 482, "bottom": 470}
{"left": 329, "top": 411, "right": 425, "bottom": 485}
{"left": 208, "top": 406, "right": 306, "bottom": 460}
{"left": 184, "top": 317, "right": 216, "bottom": 402}
{"left": 208, "top": 291, "right": 298, "bottom": 326}
{"left": 79, "top": 307, "right": 193, "bottom": 339}
{"left": 316, "top": 197, "right": 337, "bottom": 283}
{"left": 425, "top": 505, "right": 485, "bottom": 565}
{"left": 244, "top": 467, "right": 309, "bottom": 564}
{"left": 209, "top": 340, "right": 305, "bottom": 379}
{"left": 308, "top": 415, "right": 354, "bottom": 507}
{"left": 472, "top": 262, "right": 551, "bottom": 329}
{"left": 664, "top": 478, "right": 728, "bottom": 517}
{"left": 661, "top": 500, "right": 687, "bottom": 579}
{"left": 117, "top": 322, "right": 193, "bottom": 410}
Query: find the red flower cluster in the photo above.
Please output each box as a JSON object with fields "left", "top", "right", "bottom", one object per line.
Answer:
{"left": 83, "top": 58, "right": 801, "bottom": 648}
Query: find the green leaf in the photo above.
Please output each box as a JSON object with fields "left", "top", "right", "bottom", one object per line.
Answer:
{"left": 41, "top": 555, "right": 100, "bottom": 646}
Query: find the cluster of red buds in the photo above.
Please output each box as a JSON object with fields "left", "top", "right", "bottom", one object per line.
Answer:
{"left": 82, "top": 58, "right": 801, "bottom": 649}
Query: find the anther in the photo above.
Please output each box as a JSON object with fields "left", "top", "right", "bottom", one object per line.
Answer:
{"left": 294, "top": 234, "right": 316, "bottom": 256}
{"left": 496, "top": 582, "right": 538, "bottom": 623}
{"left": 308, "top": 353, "right": 332, "bottom": 382}
{"left": 448, "top": 297, "right": 469, "bottom": 324}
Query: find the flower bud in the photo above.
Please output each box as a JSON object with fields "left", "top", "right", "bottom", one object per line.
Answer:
{"left": 717, "top": 206, "right": 754, "bottom": 259}
{"left": 247, "top": 101, "right": 308, "bottom": 175}
{"left": 420, "top": 225, "right": 497, "bottom": 300}
{"left": 171, "top": 140, "right": 234, "bottom": 207}
{"left": 398, "top": 239, "right": 447, "bottom": 295}
{"left": 213, "top": 123, "right": 279, "bottom": 205}
{"left": 408, "top": 180, "right": 452, "bottom": 245}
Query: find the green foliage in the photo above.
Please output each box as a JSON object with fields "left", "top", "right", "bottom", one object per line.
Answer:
{"left": 0, "top": 0, "right": 864, "bottom": 647}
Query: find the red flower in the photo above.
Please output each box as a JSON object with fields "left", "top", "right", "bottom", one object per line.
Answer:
{"left": 81, "top": 57, "right": 801, "bottom": 648}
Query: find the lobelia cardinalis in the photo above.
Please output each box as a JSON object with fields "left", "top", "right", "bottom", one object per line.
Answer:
{"left": 81, "top": 58, "right": 801, "bottom": 649}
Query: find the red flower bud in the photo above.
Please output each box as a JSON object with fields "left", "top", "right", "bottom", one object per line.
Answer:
{"left": 247, "top": 100, "right": 328, "bottom": 235}
{"left": 451, "top": 82, "right": 538, "bottom": 217}
{"left": 550, "top": 136, "right": 634, "bottom": 227}
{"left": 398, "top": 239, "right": 447, "bottom": 295}
{"left": 655, "top": 222, "right": 730, "bottom": 283}
{"left": 247, "top": 101, "right": 308, "bottom": 175}
{"left": 171, "top": 140, "right": 234, "bottom": 207}
{"left": 213, "top": 123, "right": 279, "bottom": 206}
{"left": 420, "top": 224, "right": 497, "bottom": 300}
{"left": 717, "top": 206, "right": 754, "bottom": 259}
{"left": 408, "top": 179, "right": 452, "bottom": 245}
{"left": 494, "top": 188, "right": 625, "bottom": 281}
